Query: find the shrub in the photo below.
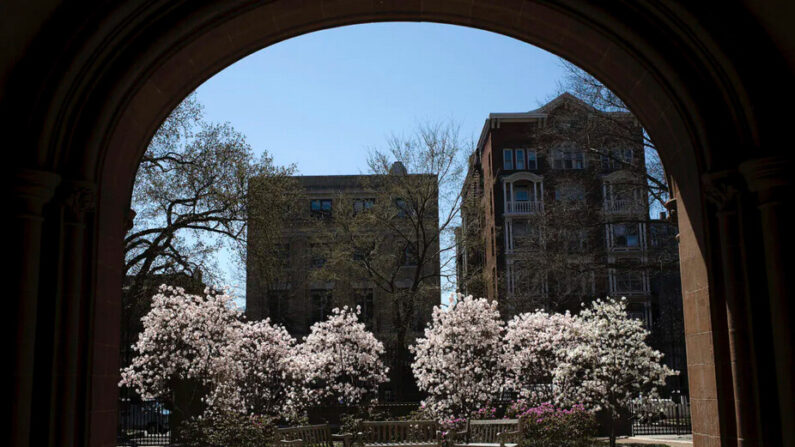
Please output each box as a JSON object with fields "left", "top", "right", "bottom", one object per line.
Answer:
{"left": 181, "top": 412, "right": 276, "bottom": 447}
{"left": 517, "top": 403, "right": 595, "bottom": 447}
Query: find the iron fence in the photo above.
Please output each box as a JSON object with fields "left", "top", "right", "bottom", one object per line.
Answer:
{"left": 630, "top": 399, "right": 691, "bottom": 436}
{"left": 117, "top": 399, "right": 172, "bottom": 446}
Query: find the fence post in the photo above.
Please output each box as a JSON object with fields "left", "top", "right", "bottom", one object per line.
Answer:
{"left": 675, "top": 405, "right": 680, "bottom": 436}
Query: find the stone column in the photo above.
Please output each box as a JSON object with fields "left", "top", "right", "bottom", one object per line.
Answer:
{"left": 11, "top": 169, "right": 61, "bottom": 447}
{"left": 49, "top": 180, "right": 97, "bottom": 447}
{"left": 702, "top": 170, "right": 761, "bottom": 446}
{"left": 739, "top": 156, "right": 795, "bottom": 447}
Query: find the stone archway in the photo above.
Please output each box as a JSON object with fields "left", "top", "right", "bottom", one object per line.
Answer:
{"left": 7, "top": 2, "right": 793, "bottom": 447}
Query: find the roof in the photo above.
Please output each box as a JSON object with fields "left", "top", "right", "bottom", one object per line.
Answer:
{"left": 474, "top": 92, "right": 633, "bottom": 154}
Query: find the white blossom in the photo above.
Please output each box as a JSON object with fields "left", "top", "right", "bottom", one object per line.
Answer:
{"left": 502, "top": 310, "right": 584, "bottom": 405}
{"left": 552, "top": 297, "right": 677, "bottom": 420}
{"left": 410, "top": 295, "right": 505, "bottom": 418}
{"left": 120, "top": 285, "right": 303, "bottom": 419}
{"left": 289, "top": 306, "right": 389, "bottom": 407}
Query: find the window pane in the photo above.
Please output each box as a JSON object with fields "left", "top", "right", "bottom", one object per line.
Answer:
{"left": 514, "top": 186, "right": 529, "bottom": 201}
{"left": 528, "top": 151, "right": 537, "bottom": 170}
{"left": 516, "top": 149, "right": 525, "bottom": 169}
{"left": 311, "top": 199, "right": 332, "bottom": 217}
{"left": 503, "top": 149, "right": 513, "bottom": 170}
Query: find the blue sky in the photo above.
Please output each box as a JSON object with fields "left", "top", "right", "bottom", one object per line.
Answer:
{"left": 195, "top": 22, "right": 567, "bottom": 175}
{"left": 193, "top": 22, "right": 569, "bottom": 303}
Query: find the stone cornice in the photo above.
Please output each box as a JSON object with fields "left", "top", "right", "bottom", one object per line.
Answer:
{"left": 702, "top": 169, "right": 744, "bottom": 212}
{"left": 739, "top": 156, "right": 793, "bottom": 193}
{"left": 13, "top": 169, "right": 62, "bottom": 217}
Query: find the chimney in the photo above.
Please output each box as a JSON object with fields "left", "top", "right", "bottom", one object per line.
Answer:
{"left": 389, "top": 161, "right": 407, "bottom": 176}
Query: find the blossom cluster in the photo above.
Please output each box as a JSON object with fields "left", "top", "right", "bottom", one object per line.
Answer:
{"left": 411, "top": 295, "right": 676, "bottom": 421}
{"left": 411, "top": 296, "right": 505, "bottom": 418}
{"left": 290, "top": 306, "right": 389, "bottom": 407}
{"left": 502, "top": 310, "right": 584, "bottom": 404}
{"left": 120, "top": 285, "right": 388, "bottom": 420}
{"left": 553, "top": 298, "right": 676, "bottom": 419}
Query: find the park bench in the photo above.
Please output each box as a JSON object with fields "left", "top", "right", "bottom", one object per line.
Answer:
{"left": 357, "top": 420, "right": 442, "bottom": 447}
{"left": 279, "top": 424, "right": 353, "bottom": 447}
{"left": 449, "top": 419, "right": 522, "bottom": 447}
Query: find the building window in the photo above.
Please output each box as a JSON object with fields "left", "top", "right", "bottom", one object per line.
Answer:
{"left": 566, "top": 229, "right": 589, "bottom": 253}
{"left": 527, "top": 151, "right": 537, "bottom": 170}
{"left": 353, "top": 198, "right": 375, "bottom": 214}
{"left": 514, "top": 185, "right": 530, "bottom": 202}
{"left": 310, "top": 199, "right": 332, "bottom": 218}
{"left": 503, "top": 149, "right": 513, "bottom": 170}
{"left": 354, "top": 288, "right": 375, "bottom": 330}
{"left": 310, "top": 243, "right": 328, "bottom": 268}
{"left": 552, "top": 148, "right": 585, "bottom": 169}
{"left": 555, "top": 183, "right": 586, "bottom": 201}
{"left": 625, "top": 301, "right": 651, "bottom": 328}
{"left": 310, "top": 289, "right": 333, "bottom": 325}
{"left": 267, "top": 289, "right": 289, "bottom": 325}
{"left": 610, "top": 223, "right": 641, "bottom": 249}
{"left": 352, "top": 242, "right": 373, "bottom": 262}
{"left": 402, "top": 243, "right": 418, "bottom": 266}
{"left": 515, "top": 149, "right": 525, "bottom": 170}
{"left": 601, "top": 148, "right": 634, "bottom": 170}
{"left": 510, "top": 220, "right": 539, "bottom": 250}
{"left": 395, "top": 198, "right": 412, "bottom": 217}
{"left": 615, "top": 272, "right": 645, "bottom": 294}
{"left": 603, "top": 182, "right": 642, "bottom": 212}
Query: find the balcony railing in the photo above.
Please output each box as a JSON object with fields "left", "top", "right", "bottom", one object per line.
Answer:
{"left": 505, "top": 200, "right": 543, "bottom": 215}
{"left": 604, "top": 199, "right": 644, "bottom": 214}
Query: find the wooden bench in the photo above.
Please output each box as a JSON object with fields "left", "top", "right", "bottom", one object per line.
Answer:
{"left": 278, "top": 424, "right": 353, "bottom": 447}
{"left": 449, "top": 419, "right": 522, "bottom": 447}
{"left": 357, "top": 420, "right": 442, "bottom": 447}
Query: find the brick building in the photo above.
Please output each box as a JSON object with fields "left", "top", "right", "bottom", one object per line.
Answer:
{"left": 246, "top": 164, "right": 440, "bottom": 400}
{"left": 457, "top": 93, "right": 686, "bottom": 390}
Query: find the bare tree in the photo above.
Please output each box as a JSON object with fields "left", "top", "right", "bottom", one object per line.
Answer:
{"left": 309, "top": 122, "right": 470, "bottom": 399}
{"left": 556, "top": 60, "right": 670, "bottom": 210}
{"left": 487, "top": 86, "right": 676, "bottom": 315}
{"left": 123, "top": 93, "right": 295, "bottom": 365}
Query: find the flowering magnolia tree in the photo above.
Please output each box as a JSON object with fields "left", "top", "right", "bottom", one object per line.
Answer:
{"left": 502, "top": 310, "right": 584, "bottom": 405}
{"left": 411, "top": 295, "right": 505, "bottom": 418}
{"left": 120, "top": 285, "right": 241, "bottom": 401}
{"left": 290, "top": 306, "right": 389, "bottom": 407}
{"left": 120, "top": 285, "right": 303, "bottom": 422}
{"left": 208, "top": 319, "right": 301, "bottom": 419}
{"left": 553, "top": 297, "right": 676, "bottom": 447}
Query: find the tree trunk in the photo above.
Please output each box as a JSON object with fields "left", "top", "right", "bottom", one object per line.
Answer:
{"left": 170, "top": 379, "right": 206, "bottom": 442}
{"left": 609, "top": 415, "right": 617, "bottom": 447}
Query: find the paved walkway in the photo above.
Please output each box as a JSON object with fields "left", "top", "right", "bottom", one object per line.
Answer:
{"left": 615, "top": 434, "right": 693, "bottom": 446}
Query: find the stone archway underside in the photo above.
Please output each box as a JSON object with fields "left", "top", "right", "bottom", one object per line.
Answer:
{"left": 6, "top": 2, "right": 794, "bottom": 447}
